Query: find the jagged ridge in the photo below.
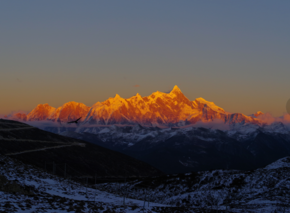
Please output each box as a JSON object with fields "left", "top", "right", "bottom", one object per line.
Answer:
{"left": 16, "top": 86, "right": 261, "bottom": 126}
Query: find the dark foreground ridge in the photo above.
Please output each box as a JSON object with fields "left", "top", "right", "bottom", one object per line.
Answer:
{"left": 0, "top": 119, "right": 163, "bottom": 178}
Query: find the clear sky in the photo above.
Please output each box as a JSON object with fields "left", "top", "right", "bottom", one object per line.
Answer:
{"left": 1, "top": 1, "right": 290, "bottom": 116}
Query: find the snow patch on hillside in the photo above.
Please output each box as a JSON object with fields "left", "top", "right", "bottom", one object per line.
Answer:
{"left": 265, "top": 157, "right": 290, "bottom": 170}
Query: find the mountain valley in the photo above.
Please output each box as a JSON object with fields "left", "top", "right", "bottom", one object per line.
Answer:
{"left": 2, "top": 85, "right": 290, "bottom": 212}
{"left": 7, "top": 86, "right": 290, "bottom": 174}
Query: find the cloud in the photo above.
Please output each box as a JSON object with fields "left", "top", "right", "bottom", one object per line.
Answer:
{"left": 3, "top": 110, "right": 29, "bottom": 119}
{"left": 1, "top": 110, "right": 28, "bottom": 122}
{"left": 133, "top": 85, "right": 140, "bottom": 87}
{"left": 25, "top": 121, "right": 64, "bottom": 128}
{"left": 163, "top": 90, "right": 171, "bottom": 94}
{"left": 0, "top": 114, "right": 7, "bottom": 119}
{"left": 256, "top": 112, "right": 290, "bottom": 125}
{"left": 192, "top": 119, "right": 231, "bottom": 131}
{"left": 162, "top": 86, "right": 174, "bottom": 94}
{"left": 256, "top": 113, "right": 277, "bottom": 125}
{"left": 7, "top": 110, "right": 29, "bottom": 116}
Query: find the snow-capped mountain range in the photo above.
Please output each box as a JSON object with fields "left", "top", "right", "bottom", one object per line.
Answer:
{"left": 12, "top": 85, "right": 265, "bottom": 127}
{"left": 7, "top": 86, "right": 290, "bottom": 174}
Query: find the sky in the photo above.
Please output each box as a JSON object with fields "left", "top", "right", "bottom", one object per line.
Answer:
{"left": 1, "top": 1, "right": 290, "bottom": 116}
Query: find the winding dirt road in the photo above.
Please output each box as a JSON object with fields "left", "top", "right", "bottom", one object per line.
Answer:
{"left": 0, "top": 126, "right": 37, "bottom": 131}
{"left": 5, "top": 142, "right": 86, "bottom": 156}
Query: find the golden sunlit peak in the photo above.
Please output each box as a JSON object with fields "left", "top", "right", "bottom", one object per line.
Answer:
{"left": 195, "top": 97, "right": 216, "bottom": 105}
{"left": 194, "top": 97, "right": 225, "bottom": 112}
{"left": 254, "top": 111, "right": 264, "bottom": 117}
{"left": 63, "top": 101, "right": 79, "bottom": 105}
{"left": 195, "top": 97, "right": 207, "bottom": 102}
{"left": 114, "top": 94, "right": 121, "bottom": 99}
{"left": 37, "top": 103, "right": 49, "bottom": 107}
{"left": 170, "top": 85, "right": 182, "bottom": 93}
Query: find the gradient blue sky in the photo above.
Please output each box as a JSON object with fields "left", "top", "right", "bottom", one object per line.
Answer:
{"left": 1, "top": 1, "right": 290, "bottom": 116}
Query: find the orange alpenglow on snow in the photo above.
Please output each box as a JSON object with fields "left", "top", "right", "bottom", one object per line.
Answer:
{"left": 26, "top": 102, "right": 90, "bottom": 122}
{"left": 254, "top": 111, "right": 264, "bottom": 117}
{"left": 15, "top": 86, "right": 262, "bottom": 126}
{"left": 48, "top": 101, "right": 90, "bottom": 122}
{"left": 27, "top": 103, "right": 56, "bottom": 121}
{"left": 12, "top": 112, "right": 27, "bottom": 121}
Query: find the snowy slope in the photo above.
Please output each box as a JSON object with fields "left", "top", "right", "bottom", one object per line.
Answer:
{"left": 0, "top": 155, "right": 168, "bottom": 213}
{"left": 97, "top": 156, "right": 290, "bottom": 212}
{"left": 3, "top": 151, "right": 290, "bottom": 212}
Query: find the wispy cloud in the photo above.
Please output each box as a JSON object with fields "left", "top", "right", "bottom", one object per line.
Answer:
{"left": 0, "top": 114, "right": 6, "bottom": 119}
{"left": 25, "top": 121, "right": 64, "bottom": 128}
{"left": 256, "top": 112, "right": 290, "bottom": 125}
{"left": 6, "top": 110, "right": 29, "bottom": 117}
{"left": 162, "top": 90, "right": 171, "bottom": 94}
{"left": 162, "top": 86, "right": 174, "bottom": 94}
{"left": 192, "top": 119, "right": 231, "bottom": 131}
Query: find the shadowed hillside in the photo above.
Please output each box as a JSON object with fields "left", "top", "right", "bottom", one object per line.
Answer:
{"left": 0, "top": 119, "right": 163, "bottom": 178}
